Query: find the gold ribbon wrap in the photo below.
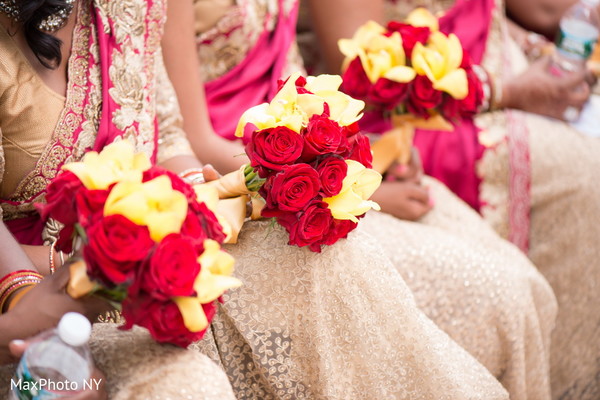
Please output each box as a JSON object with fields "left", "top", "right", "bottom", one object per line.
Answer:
{"left": 205, "top": 165, "right": 253, "bottom": 199}
{"left": 370, "top": 114, "right": 453, "bottom": 174}
{"left": 67, "top": 260, "right": 96, "bottom": 299}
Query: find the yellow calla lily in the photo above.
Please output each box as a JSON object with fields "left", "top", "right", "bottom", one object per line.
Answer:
{"left": 194, "top": 239, "right": 241, "bottom": 303}
{"left": 104, "top": 176, "right": 188, "bottom": 242}
{"left": 63, "top": 140, "right": 151, "bottom": 190}
{"left": 405, "top": 7, "right": 439, "bottom": 31}
{"left": 339, "top": 21, "right": 416, "bottom": 85}
{"left": 174, "top": 239, "right": 242, "bottom": 333}
{"left": 411, "top": 32, "right": 468, "bottom": 99}
{"left": 235, "top": 72, "right": 366, "bottom": 138}
{"left": 323, "top": 160, "right": 382, "bottom": 222}
{"left": 300, "top": 74, "right": 366, "bottom": 126}
{"left": 173, "top": 297, "right": 209, "bottom": 333}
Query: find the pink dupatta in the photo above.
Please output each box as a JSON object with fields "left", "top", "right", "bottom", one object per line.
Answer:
{"left": 362, "top": 0, "right": 494, "bottom": 211}
{"left": 367, "top": 0, "right": 532, "bottom": 251}
{"left": 204, "top": 0, "right": 299, "bottom": 141}
{"left": 4, "top": 0, "right": 162, "bottom": 244}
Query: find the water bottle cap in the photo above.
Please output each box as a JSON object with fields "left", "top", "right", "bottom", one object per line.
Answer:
{"left": 58, "top": 312, "right": 92, "bottom": 347}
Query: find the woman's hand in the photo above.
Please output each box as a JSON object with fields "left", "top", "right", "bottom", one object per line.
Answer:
{"left": 201, "top": 164, "right": 220, "bottom": 182}
{"left": 503, "top": 55, "right": 592, "bottom": 120}
{"left": 372, "top": 180, "right": 433, "bottom": 221}
{"left": 7, "top": 266, "right": 111, "bottom": 343}
{"left": 9, "top": 339, "right": 107, "bottom": 399}
{"left": 384, "top": 148, "right": 424, "bottom": 184}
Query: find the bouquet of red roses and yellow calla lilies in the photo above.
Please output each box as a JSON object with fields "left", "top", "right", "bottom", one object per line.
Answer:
{"left": 338, "top": 8, "right": 484, "bottom": 172}
{"left": 38, "top": 141, "right": 241, "bottom": 347}
{"left": 205, "top": 72, "right": 382, "bottom": 252}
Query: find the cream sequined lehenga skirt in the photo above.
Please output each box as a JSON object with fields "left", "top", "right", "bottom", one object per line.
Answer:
{"left": 0, "top": 324, "right": 236, "bottom": 400}
{"left": 361, "top": 178, "right": 557, "bottom": 400}
{"left": 192, "top": 219, "right": 508, "bottom": 400}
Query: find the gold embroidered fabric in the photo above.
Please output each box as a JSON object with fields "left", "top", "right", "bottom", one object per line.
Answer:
{"left": 0, "top": 324, "right": 236, "bottom": 400}
{"left": 1, "top": 0, "right": 234, "bottom": 396}
{"left": 0, "top": 27, "right": 66, "bottom": 201}
{"left": 361, "top": 178, "right": 557, "bottom": 400}
{"left": 385, "top": 0, "right": 600, "bottom": 397}
{"left": 191, "top": 219, "right": 509, "bottom": 399}
{"left": 194, "top": 0, "right": 303, "bottom": 83}
{"left": 0, "top": 0, "right": 195, "bottom": 223}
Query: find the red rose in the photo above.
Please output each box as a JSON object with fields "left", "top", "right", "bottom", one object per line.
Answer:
{"left": 347, "top": 133, "right": 373, "bottom": 168}
{"left": 407, "top": 75, "right": 442, "bottom": 118}
{"left": 281, "top": 200, "right": 335, "bottom": 252}
{"left": 38, "top": 171, "right": 83, "bottom": 225}
{"left": 75, "top": 189, "right": 109, "bottom": 229}
{"left": 460, "top": 51, "right": 473, "bottom": 69}
{"left": 55, "top": 224, "right": 76, "bottom": 254}
{"left": 368, "top": 78, "right": 409, "bottom": 110}
{"left": 138, "top": 234, "right": 200, "bottom": 300}
{"left": 262, "top": 164, "right": 321, "bottom": 212}
{"left": 440, "top": 68, "right": 483, "bottom": 121}
{"left": 277, "top": 75, "right": 313, "bottom": 94}
{"left": 329, "top": 219, "right": 358, "bottom": 244}
{"left": 121, "top": 295, "right": 216, "bottom": 347}
{"left": 341, "top": 57, "right": 372, "bottom": 101}
{"left": 301, "top": 113, "right": 349, "bottom": 160}
{"left": 187, "top": 202, "right": 227, "bottom": 244}
{"left": 440, "top": 95, "right": 462, "bottom": 122}
{"left": 179, "top": 211, "right": 210, "bottom": 251}
{"left": 386, "top": 22, "right": 431, "bottom": 57}
{"left": 463, "top": 68, "right": 484, "bottom": 116}
{"left": 343, "top": 121, "right": 360, "bottom": 138}
{"left": 246, "top": 126, "right": 304, "bottom": 175}
{"left": 83, "top": 214, "right": 154, "bottom": 285}
{"left": 315, "top": 156, "right": 348, "bottom": 197}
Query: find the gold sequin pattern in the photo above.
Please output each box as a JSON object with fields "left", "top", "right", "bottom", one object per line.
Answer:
{"left": 192, "top": 219, "right": 509, "bottom": 399}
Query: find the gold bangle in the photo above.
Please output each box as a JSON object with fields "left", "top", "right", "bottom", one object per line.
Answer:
{"left": 178, "top": 168, "right": 206, "bottom": 184}
{"left": 6, "top": 284, "right": 36, "bottom": 312}
{"left": 0, "top": 279, "right": 42, "bottom": 313}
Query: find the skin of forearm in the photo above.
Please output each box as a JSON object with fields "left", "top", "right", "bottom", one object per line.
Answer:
{"left": 0, "top": 222, "right": 37, "bottom": 276}
{"left": 307, "top": 0, "right": 385, "bottom": 73}
{"left": 195, "top": 133, "right": 248, "bottom": 174}
{"left": 0, "top": 312, "right": 34, "bottom": 364}
{"left": 159, "top": 154, "right": 204, "bottom": 174}
{"left": 162, "top": 0, "right": 246, "bottom": 174}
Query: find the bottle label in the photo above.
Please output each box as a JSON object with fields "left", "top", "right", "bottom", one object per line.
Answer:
{"left": 11, "top": 362, "right": 60, "bottom": 399}
{"left": 556, "top": 28, "right": 597, "bottom": 60}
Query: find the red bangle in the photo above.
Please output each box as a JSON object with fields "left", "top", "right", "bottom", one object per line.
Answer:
{"left": 0, "top": 270, "right": 44, "bottom": 314}
{"left": 0, "top": 280, "right": 41, "bottom": 313}
{"left": 0, "top": 270, "right": 41, "bottom": 287}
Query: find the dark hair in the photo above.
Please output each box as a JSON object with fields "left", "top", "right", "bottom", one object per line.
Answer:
{"left": 18, "top": 0, "right": 69, "bottom": 69}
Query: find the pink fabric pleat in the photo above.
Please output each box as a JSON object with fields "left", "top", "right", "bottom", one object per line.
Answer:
{"left": 204, "top": 0, "right": 299, "bottom": 141}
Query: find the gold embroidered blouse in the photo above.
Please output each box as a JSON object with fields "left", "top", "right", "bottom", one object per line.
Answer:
{"left": 0, "top": 27, "right": 66, "bottom": 199}
{"left": 0, "top": 0, "right": 194, "bottom": 221}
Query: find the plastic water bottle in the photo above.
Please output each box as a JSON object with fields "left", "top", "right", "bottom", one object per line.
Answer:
{"left": 552, "top": 0, "right": 600, "bottom": 75}
{"left": 10, "top": 313, "right": 94, "bottom": 399}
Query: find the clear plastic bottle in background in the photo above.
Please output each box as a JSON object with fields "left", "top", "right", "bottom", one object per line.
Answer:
{"left": 551, "top": 0, "right": 600, "bottom": 75}
{"left": 10, "top": 312, "right": 94, "bottom": 400}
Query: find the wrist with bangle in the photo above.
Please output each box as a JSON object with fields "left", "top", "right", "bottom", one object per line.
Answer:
{"left": 178, "top": 168, "right": 206, "bottom": 185}
{"left": 0, "top": 270, "right": 44, "bottom": 314}
{"left": 473, "top": 65, "right": 504, "bottom": 112}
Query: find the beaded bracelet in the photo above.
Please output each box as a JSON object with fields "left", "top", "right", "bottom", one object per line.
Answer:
{"left": 49, "top": 241, "right": 57, "bottom": 275}
{"left": 0, "top": 270, "right": 44, "bottom": 314}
